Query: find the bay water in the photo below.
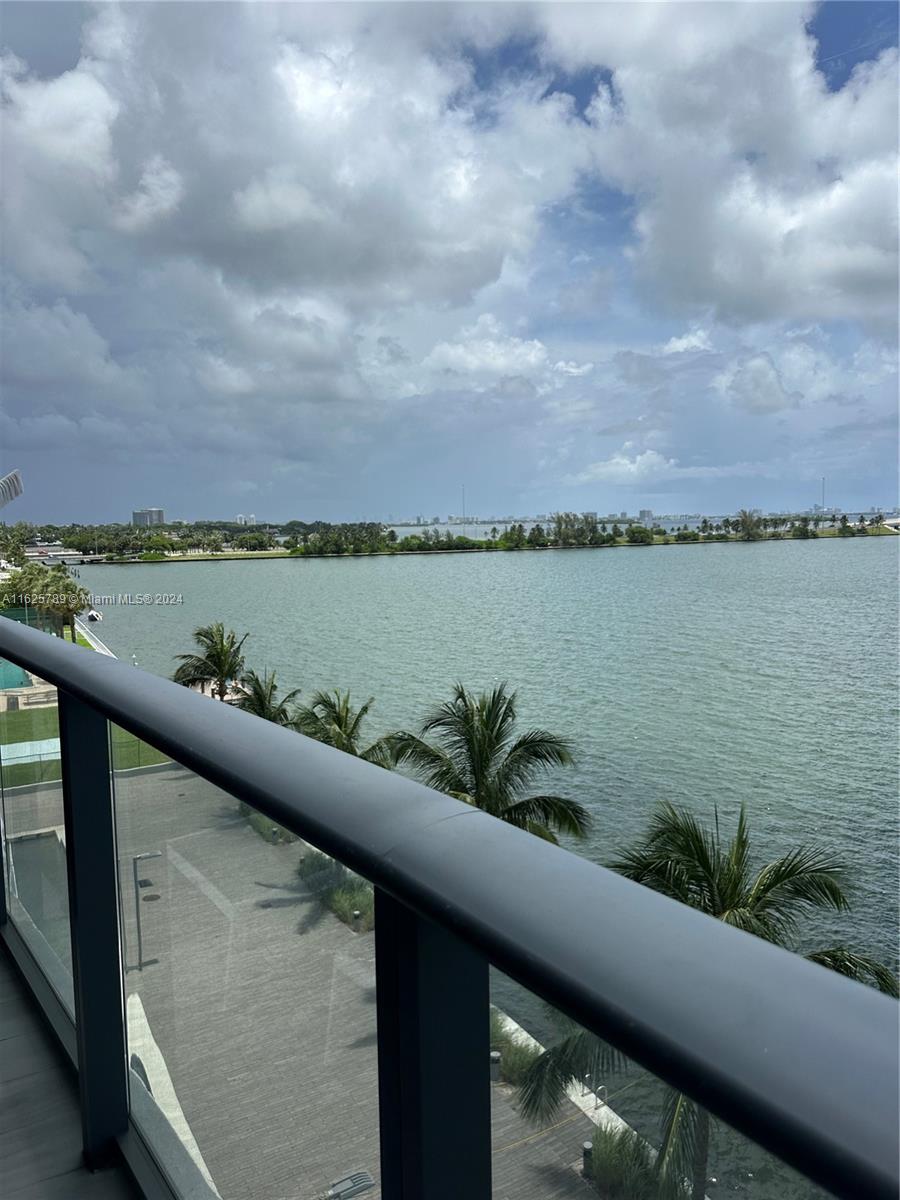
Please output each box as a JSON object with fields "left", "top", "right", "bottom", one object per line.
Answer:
{"left": 83, "top": 535, "right": 898, "bottom": 1196}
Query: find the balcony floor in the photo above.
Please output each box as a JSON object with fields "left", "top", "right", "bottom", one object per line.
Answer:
{"left": 0, "top": 947, "right": 140, "bottom": 1200}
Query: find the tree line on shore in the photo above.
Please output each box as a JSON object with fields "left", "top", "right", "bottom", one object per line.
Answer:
{"left": 172, "top": 620, "right": 897, "bottom": 1199}
{"left": 1, "top": 510, "right": 890, "bottom": 565}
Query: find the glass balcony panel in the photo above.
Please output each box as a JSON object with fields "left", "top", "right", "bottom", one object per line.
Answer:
{"left": 490, "top": 970, "right": 830, "bottom": 1200}
{"left": 0, "top": 663, "right": 73, "bottom": 1012}
{"left": 110, "top": 728, "right": 381, "bottom": 1200}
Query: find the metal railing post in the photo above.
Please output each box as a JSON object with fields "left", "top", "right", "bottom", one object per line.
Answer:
{"left": 58, "top": 690, "right": 128, "bottom": 1168}
{"left": 374, "top": 889, "right": 491, "bottom": 1200}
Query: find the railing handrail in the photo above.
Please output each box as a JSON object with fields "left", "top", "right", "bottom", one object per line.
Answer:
{"left": 1, "top": 615, "right": 897, "bottom": 1200}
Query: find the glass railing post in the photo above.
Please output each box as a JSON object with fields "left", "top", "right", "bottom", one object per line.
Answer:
{"left": 375, "top": 888, "right": 492, "bottom": 1199}
{"left": 58, "top": 690, "right": 128, "bottom": 1168}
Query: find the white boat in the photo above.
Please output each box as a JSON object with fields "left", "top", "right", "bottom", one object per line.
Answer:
{"left": 87, "top": 609, "right": 103, "bottom": 622}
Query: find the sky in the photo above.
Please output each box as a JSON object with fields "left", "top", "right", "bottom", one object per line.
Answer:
{"left": 1, "top": 2, "right": 897, "bottom": 524}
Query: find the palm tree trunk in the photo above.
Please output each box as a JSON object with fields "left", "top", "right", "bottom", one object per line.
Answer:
{"left": 692, "top": 1108, "right": 710, "bottom": 1200}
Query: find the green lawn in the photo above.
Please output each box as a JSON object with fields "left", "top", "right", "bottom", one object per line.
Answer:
{"left": 0, "top": 704, "right": 169, "bottom": 788}
{"left": 0, "top": 706, "right": 58, "bottom": 744}
{"left": 63, "top": 627, "right": 94, "bottom": 649}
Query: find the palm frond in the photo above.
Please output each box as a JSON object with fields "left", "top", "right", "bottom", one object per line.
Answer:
{"left": 517, "top": 1027, "right": 624, "bottom": 1124}
{"left": 360, "top": 737, "right": 394, "bottom": 770}
{"left": 614, "top": 803, "right": 723, "bottom": 914}
{"left": 386, "top": 731, "right": 469, "bottom": 795}
{"left": 502, "top": 794, "right": 591, "bottom": 839}
{"left": 807, "top": 946, "right": 899, "bottom": 997}
{"left": 235, "top": 669, "right": 301, "bottom": 725}
{"left": 494, "top": 729, "right": 574, "bottom": 795}
{"left": 657, "top": 1089, "right": 709, "bottom": 1198}
{"left": 747, "top": 848, "right": 849, "bottom": 935}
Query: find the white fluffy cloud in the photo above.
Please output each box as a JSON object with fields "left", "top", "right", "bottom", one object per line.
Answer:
{"left": 425, "top": 315, "right": 549, "bottom": 378}
{"left": 0, "top": 2, "right": 896, "bottom": 518}
{"left": 535, "top": 4, "right": 898, "bottom": 332}
{"left": 567, "top": 447, "right": 768, "bottom": 486}
{"left": 662, "top": 329, "right": 713, "bottom": 355}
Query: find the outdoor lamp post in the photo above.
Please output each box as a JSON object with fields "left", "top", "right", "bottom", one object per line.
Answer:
{"left": 131, "top": 851, "right": 162, "bottom": 971}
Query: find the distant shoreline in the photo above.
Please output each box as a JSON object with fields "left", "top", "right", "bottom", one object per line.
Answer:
{"left": 84, "top": 525, "right": 898, "bottom": 565}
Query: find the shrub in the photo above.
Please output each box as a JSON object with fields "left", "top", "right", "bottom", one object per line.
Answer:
{"left": 589, "top": 1125, "right": 685, "bottom": 1199}
{"left": 489, "top": 1009, "right": 542, "bottom": 1085}
{"left": 329, "top": 882, "right": 375, "bottom": 931}
{"left": 246, "top": 809, "right": 298, "bottom": 844}
{"left": 296, "top": 850, "right": 374, "bottom": 930}
{"left": 626, "top": 525, "right": 654, "bottom": 545}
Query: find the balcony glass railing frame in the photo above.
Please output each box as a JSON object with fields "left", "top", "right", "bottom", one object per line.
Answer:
{"left": 0, "top": 616, "right": 897, "bottom": 1200}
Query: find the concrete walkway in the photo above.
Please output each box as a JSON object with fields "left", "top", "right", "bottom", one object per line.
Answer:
{"left": 1, "top": 737, "right": 60, "bottom": 765}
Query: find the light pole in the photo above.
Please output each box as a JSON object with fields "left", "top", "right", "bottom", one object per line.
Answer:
{"left": 132, "top": 851, "right": 162, "bottom": 971}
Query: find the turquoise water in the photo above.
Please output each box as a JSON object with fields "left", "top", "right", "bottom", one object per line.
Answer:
{"left": 83, "top": 537, "right": 897, "bottom": 1197}
{"left": 0, "top": 660, "right": 31, "bottom": 689}
{"left": 87, "top": 537, "right": 898, "bottom": 963}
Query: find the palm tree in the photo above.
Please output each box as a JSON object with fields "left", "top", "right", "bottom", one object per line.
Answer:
{"left": 736, "top": 509, "right": 763, "bottom": 541}
{"left": 45, "top": 565, "right": 91, "bottom": 639}
{"left": 296, "top": 689, "right": 394, "bottom": 767}
{"left": 388, "top": 683, "right": 590, "bottom": 842}
{"left": 172, "top": 623, "right": 248, "bottom": 700}
{"left": 519, "top": 803, "right": 897, "bottom": 1198}
{"left": 236, "top": 669, "right": 302, "bottom": 726}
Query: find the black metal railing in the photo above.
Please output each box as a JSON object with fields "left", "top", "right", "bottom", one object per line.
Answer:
{"left": 0, "top": 616, "right": 897, "bottom": 1200}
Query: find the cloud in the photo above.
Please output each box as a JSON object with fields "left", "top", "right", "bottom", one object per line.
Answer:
{"left": 554, "top": 360, "right": 595, "bottom": 377}
{"left": 115, "top": 156, "right": 184, "bottom": 232}
{"left": 534, "top": 4, "right": 898, "bottom": 333}
{"left": 567, "top": 447, "right": 768, "bottom": 485}
{"left": 662, "top": 329, "right": 713, "bottom": 355}
{"left": 713, "top": 353, "right": 802, "bottom": 414}
{"left": 0, "top": 2, "right": 895, "bottom": 519}
{"left": 424, "top": 314, "right": 549, "bottom": 377}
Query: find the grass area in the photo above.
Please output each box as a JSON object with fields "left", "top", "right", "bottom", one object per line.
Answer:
{"left": 489, "top": 1009, "right": 543, "bottom": 1086}
{"left": 63, "top": 627, "right": 94, "bottom": 648}
{"left": 0, "top": 705, "right": 168, "bottom": 788}
{"left": 109, "top": 727, "right": 171, "bottom": 771}
{"left": 296, "top": 849, "right": 375, "bottom": 931}
{"left": 0, "top": 705, "right": 58, "bottom": 744}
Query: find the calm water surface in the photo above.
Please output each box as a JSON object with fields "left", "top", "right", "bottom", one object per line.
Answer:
{"left": 84, "top": 537, "right": 898, "bottom": 1197}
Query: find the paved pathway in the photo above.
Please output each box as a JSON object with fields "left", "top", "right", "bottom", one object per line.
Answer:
{"left": 1, "top": 737, "right": 60, "bottom": 764}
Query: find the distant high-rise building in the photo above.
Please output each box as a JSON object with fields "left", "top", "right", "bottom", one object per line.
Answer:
{"left": 639, "top": 508, "right": 653, "bottom": 523}
{"left": 236, "top": 514, "right": 246, "bottom": 525}
{"left": 620, "top": 511, "right": 627, "bottom": 520}
{"left": 247, "top": 514, "right": 256, "bottom": 526}
{"left": 132, "top": 508, "right": 165, "bottom": 526}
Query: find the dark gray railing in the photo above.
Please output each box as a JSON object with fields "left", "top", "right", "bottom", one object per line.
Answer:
{"left": 0, "top": 615, "right": 897, "bottom": 1200}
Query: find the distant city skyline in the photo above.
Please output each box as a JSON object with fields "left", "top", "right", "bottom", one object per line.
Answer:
{"left": 1, "top": 3, "right": 897, "bottom": 523}
{"left": 6, "top": 497, "right": 897, "bottom": 532}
